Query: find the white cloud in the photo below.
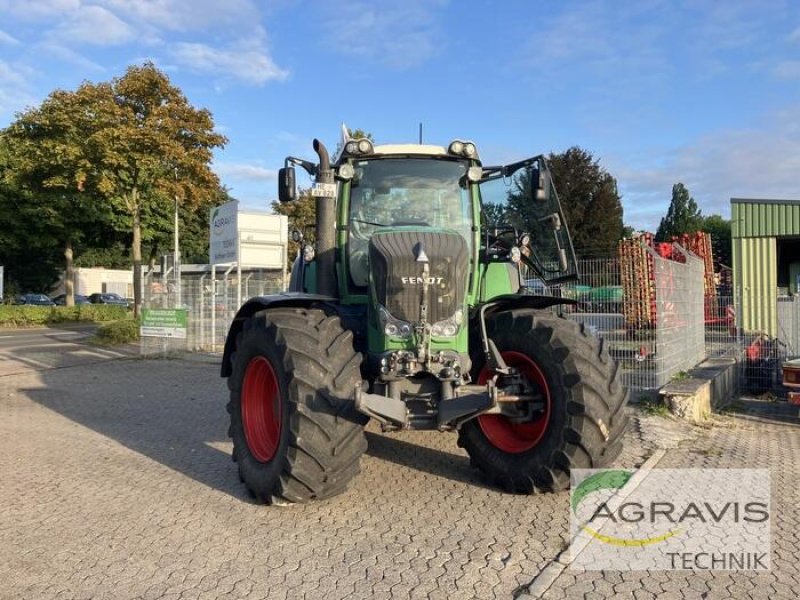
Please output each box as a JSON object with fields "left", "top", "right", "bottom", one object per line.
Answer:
{"left": 0, "top": 60, "right": 38, "bottom": 119}
{"left": 105, "top": 0, "right": 261, "bottom": 34}
{"left": 171, "top": 41, "right": 288, "bottom": 85}
{"left": 790, "top": 27, "right": 800, "bottom": 42}
{"left": 319, "top": 0, "right": 448, "bottom": 68}
{"left": 0, "top": 0, "right": 80, "bottom": 21}
{"left": 53, "top": 5, "right": 135, "bottom": 46}
{"left": 771, "top": 60, "right": 800, "bottom": 80}
{"left": 0, "top": 29, "right": 19, "bottom": 45}
{"left": 611, "top": 106, "right": 800, "bottom": 230}
{"left": 0, "top": 0, "right": 286, "bottom": 86}
{"left": 215, "top": 161, "right": 278, "bottom": 182}
{"left": 39, "top": 42, "right": 106, "bottom": 72}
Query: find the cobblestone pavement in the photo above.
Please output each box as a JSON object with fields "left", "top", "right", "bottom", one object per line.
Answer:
{"left": 538, "top": 401, "right": 800, "bottom": 600}
{"left": 1, "top": 353, "right": 798, "bottom": 599}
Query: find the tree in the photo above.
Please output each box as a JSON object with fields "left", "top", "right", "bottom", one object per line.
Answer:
{"left": 545, "top": 147, "right": 624, "bottom": 257}
{"left": 655, "top": 183, "right": 703, "bottom": 242}
{"left": 2, "top": 87, "right": 117, "bottom": 303}
{"left": 0, "top": 178, "right": 65, "bottom": 295}
{"left": 94, "top": 63, "right": 227, "bottom": 315}
{"left": 482, "top": 202, "right": 507, "bottom": 226}
{"left": 4, "top": 63, "right": 227, "bottom": 315}
{"left": 271, "top": 188, "right": 316, "bottom": 260}
{"left": 701, "top": 214, "right": 732, "bottom": 269}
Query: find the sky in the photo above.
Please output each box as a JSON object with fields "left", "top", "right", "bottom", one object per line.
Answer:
{"left": 1, "top": 0, "right": 799, "bottom": 231}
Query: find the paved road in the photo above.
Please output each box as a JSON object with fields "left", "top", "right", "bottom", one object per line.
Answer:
{"left": 0, "top": 325, "right": 134, "bottom": 377}
{"left": 0, "top": 334, "right": 798, "bottom": 599}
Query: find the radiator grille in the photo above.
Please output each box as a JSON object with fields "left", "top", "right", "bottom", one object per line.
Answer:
{"left": 369, "top": 231, "right": 469, "bottom": 323}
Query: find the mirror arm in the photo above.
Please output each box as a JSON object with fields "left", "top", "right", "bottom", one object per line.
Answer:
{"left": 286, "top": 156, "right": 317, "bottom": 177}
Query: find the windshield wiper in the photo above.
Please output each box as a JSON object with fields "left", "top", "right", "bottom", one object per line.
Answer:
{"left": 352, "top": 218, "right": 387, "bottom": 227}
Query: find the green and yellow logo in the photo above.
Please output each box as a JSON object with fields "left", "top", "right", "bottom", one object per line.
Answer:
{"left": 572, "top": 470, "right": 681, "bottom": 547}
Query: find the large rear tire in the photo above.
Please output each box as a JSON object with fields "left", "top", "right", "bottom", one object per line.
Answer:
{"left": 227, "top": 307, "right": 367, "bottom": 504}
{"left": 458, "top": 309, "right": 628, "bottom": 493}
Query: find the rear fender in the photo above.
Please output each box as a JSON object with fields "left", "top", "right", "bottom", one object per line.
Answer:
{"left": 220, "top": 293, "right": 336, "bottom": 377}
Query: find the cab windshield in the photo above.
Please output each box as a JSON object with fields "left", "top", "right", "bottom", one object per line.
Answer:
{"left": 347, "top": 158, "right": 473, "bottom": 287}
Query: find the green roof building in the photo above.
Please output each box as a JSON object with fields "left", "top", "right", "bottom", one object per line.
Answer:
{"left": 732, "top": 198, "right": 800, "bottom": 337}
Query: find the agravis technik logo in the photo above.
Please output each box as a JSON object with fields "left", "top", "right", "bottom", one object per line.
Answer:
{"left": 572, "top": 469, "right": 682, "bottom": 547}
{"left": 570, "top": 468, "right": 771, "bottom": 571}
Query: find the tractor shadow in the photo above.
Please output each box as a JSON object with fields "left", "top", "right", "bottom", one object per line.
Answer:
{"left": 364, "top": 430, "right": 493, "bottom": 490}
{"left": 22, "top": 356, "right": 257, "bottom": 503}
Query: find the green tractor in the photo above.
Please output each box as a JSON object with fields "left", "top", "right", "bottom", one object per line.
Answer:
{"left": 220, "top": 135, "right": 628, "bottom": 504}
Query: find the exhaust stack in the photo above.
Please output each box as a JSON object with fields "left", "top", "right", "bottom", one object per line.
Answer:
{"left": 313, "top": 139, "right": 336, "bottom": 298}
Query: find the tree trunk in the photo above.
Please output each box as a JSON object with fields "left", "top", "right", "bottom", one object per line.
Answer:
{"left": 65, "top": 240, "right": 74, "bottom": 307}
{"left": 132, "top": 188, "right": 142, "bottom": 318}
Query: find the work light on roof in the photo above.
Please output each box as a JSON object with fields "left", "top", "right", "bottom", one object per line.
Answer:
{"left": 344, "top": 138, "right": 374, "bottom": 156}
{"left": 448, "top": 140, "right": 478, "bottom": 159}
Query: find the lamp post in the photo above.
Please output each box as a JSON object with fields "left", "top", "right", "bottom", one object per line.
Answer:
{"left": 174, "top": 167, "right": 181, "bottom": 307}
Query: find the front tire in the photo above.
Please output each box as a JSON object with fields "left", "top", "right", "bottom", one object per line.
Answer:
{"left": 458, "top": 310, "right": 628, "bottom": 493}
{"left": 227, "top": 308, "right": 367, "bottom": 504}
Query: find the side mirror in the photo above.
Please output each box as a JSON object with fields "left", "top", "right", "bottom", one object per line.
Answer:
{"left": 278, "top": 167, "right": 297, "bottom": 203}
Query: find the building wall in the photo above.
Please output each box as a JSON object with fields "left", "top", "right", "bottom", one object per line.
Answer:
{"left": 733, "top": 237, "right": 777, "bottom": 336}
{"left": 65, "top": 268, "right": 134, "bottom": 297}
{"left": 732, "top": 199, "right": 800, "bottom": 238}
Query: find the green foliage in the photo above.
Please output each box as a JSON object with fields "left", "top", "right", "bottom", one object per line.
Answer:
{"left": 1, "top": 62, "right": 227, "bottom": 314}
{"left": 546, "top": 147, "right": 624, "bottom": 257}
{"left": 701, "top": 214, "right": 732, "bottom": 268}
{"left": 655, "top": 183, "right": 703, "bottom": 241}
{"left": 671, "top": 370, "right": 691, "bottom": 381}
{"left": 271, "top": 188, "right": 315, "bottom": 259}
{"left": 0, "top": 304, "right": 128, "bottom": 327}
{"left": 482, "top": 202, "right": 507, "bottom": 226}
{"left": 639, "top": 397, "right": 670, "bottom": 417}
{"left": 90, "top": 319, "right": 140, "bottom": 345}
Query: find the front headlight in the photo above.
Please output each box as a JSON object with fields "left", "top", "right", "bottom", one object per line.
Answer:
{"left": 378, "top": 306, "right": 413, "bottom": 339}
{"left": 430, "top": 309, "right": 464, "bottom": 338}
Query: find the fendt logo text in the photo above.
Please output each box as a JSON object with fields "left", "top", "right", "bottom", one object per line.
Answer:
{"left": 401, "top": 277, "right": 444, "bottom": 285}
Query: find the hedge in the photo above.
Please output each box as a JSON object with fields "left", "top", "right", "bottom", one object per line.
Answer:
{"left": 0, "top": 305, "right": 129, "bottom": 328}
{"left": 91, "top": 319, "right": 140, "bottom": 344}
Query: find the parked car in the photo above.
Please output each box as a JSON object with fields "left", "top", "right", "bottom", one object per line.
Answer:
{"left": 51, "top": 294, "right": 91, "bottom": 306}
{"left": 88, "top": 292, "right": 129, "bottom": 307}
{"left": 14, "top": 293, "right": 56, "bottom": 306}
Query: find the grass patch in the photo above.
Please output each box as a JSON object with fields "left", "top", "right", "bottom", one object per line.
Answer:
{"left": 89, "top": 319, "right": 140, "bottom": 345}
{"left": 671, "top": 370, "right": 691, "bottom": 381}
{"left": 639, "top": 397, "right": 671, "bottom": 417}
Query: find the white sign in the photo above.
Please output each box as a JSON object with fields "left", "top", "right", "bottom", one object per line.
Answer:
{"left": 210, "top": 200, "right": 239, "bottom": 265}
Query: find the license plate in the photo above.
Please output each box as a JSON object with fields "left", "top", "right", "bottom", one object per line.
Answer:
{"left": 311, "top": 182, "right": 337, "bottom": 198}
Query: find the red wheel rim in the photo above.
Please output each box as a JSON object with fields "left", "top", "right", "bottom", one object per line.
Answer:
{"left": 241, "top": 356, "right": 282, "bottom": 463}
{"left": 477, "top": 351, "right": 552, "bottom": 453}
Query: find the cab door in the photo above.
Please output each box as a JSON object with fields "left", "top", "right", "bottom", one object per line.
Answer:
{"left": 478, "top": 155, "right": 578, "bottom": 285}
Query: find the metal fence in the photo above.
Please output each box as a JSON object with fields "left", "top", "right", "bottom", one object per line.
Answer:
{"left": 141, "top": 267, "right": 284, "bottom": 354}
{"left": 547, "top": 248, "right": 707, "bottom": 392}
